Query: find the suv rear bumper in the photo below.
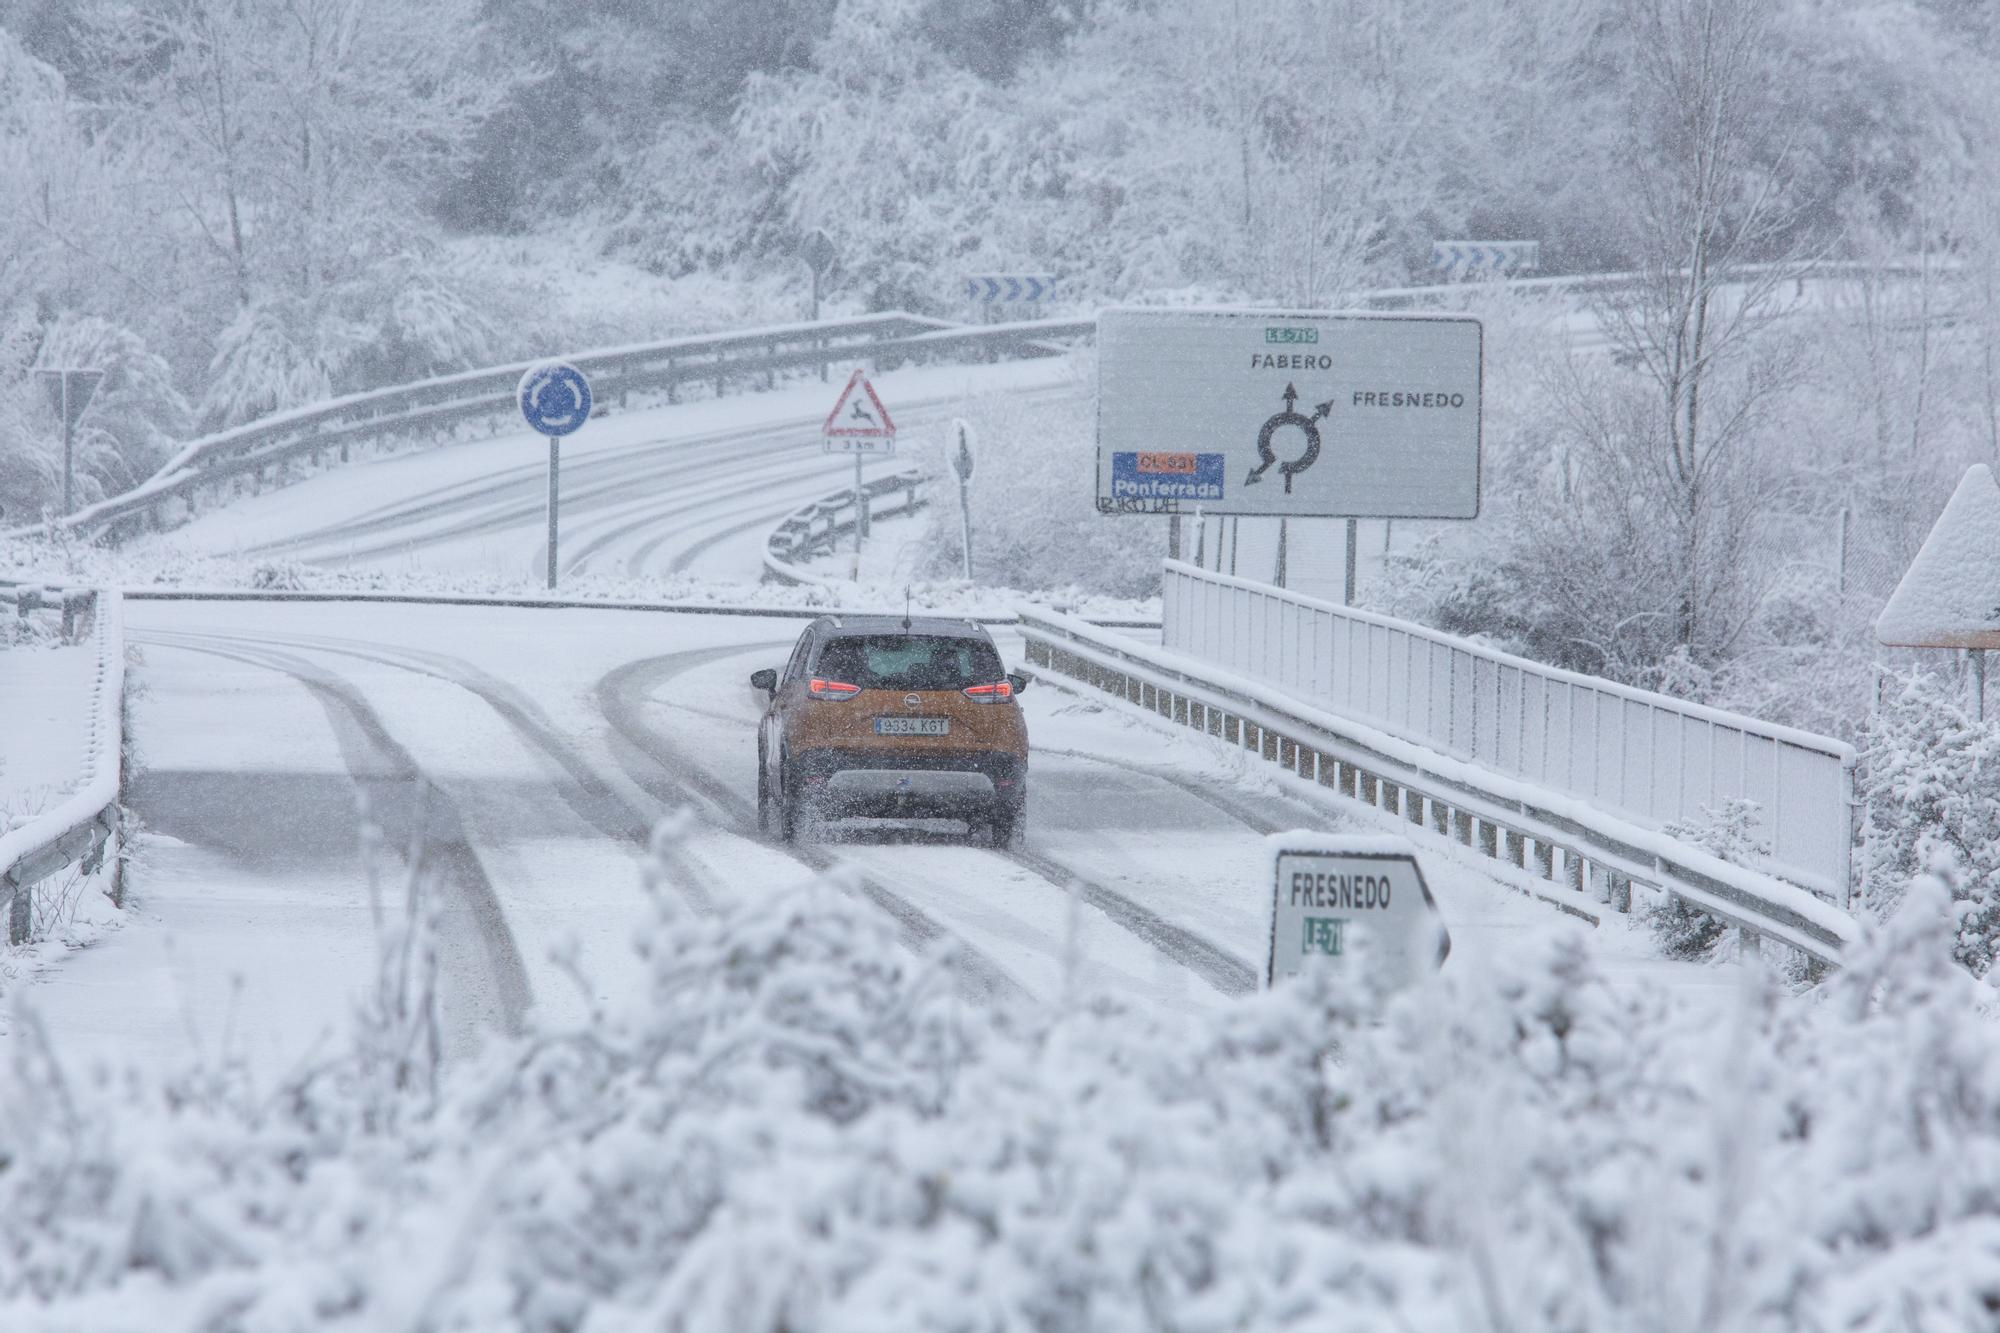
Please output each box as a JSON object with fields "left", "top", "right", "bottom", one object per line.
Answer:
{"left": 794, "top": 747, "right": 1024, "bottom": 819}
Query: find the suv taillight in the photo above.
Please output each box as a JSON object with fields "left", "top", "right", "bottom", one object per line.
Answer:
{"left": 961, "top": 681, "right": 1013, "bottom": 703}
{"left": 809, "top": 677, "right": 862, "bottom": 700}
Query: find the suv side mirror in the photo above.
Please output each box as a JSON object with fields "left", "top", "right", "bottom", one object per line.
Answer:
{"left": 750, "top": 668, "right": 778, "bottom": 696}
{"left": 1007, "top": 672, "right": 1029, "bottom": 695}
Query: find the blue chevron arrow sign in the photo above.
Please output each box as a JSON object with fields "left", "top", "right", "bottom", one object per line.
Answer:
{"left": 1429, "top": 241, "right": 1540, "bottom": 277}
{"left": 964, "top": 274, "right": 1056, "bottom": 304}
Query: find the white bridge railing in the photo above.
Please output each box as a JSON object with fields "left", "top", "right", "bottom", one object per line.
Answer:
{"left": 1019, "top": 602, "right": 1856, "bottom": 967}
{"left": 1160, "top": 562, "right": 1856, "bottom": 901}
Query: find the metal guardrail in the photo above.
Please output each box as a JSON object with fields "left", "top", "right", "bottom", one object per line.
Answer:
{"left": 763, "top": 469, "right": 928, "bottom": 587}
{"left": 9, "top": 581, "right": 102, "bottom": 645}
{"left": 22, "top": 313, "right": 1091, "bottom": 546}
{"left": 1, "top": 584, "right": 123, "bottom": 945}
{"left": 13, "top": 260, "right": 1922, "bottom": 549}
{"left": 1353, "top": 257, "right": 1938, "bottom": 309}
{"left": 1019, "top": 606, "right": 1857, "bottom": 967}
{"left": 1161, "top": 563, "right": 1857, "bottom": 901}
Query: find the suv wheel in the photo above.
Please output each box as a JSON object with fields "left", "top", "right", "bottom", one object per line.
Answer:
{"left": 987, "top": 798, "right": 1023, "bottom": 849}
{"left": 779, "top": 756, "right": 804, "bottom": 843}
{"left": 756, "top": 742, "right": 773, "bottom": 835}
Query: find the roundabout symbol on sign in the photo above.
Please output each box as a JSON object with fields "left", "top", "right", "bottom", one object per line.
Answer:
{"left": 1246, "top": 382, "right": 1331, "bottom": 495}
{"left": 518, "top": 362, "right": 593, "bottom": 437}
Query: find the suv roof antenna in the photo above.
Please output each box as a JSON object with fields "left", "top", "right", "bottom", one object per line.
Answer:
{"left": 902, "top": 586, "right": 913, "bottom": 631}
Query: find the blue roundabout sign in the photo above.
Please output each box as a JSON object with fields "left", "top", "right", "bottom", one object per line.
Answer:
{"left": 518, "top": 362, "right": 592, "bottom": 437}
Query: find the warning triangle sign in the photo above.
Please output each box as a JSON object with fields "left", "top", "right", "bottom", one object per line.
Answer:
{"left": 1876, "top": 464, "right": 2000, "bottom": 649}
{"left": 822, "top": 368, "right": 896, "bottom": 438}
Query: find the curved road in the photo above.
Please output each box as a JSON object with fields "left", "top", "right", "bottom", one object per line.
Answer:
{"left": 137, "top": 362, "right": 1083, "bottom": 586}
{"left": 20, "top": 598, "right": 1683, "bottom": 1081}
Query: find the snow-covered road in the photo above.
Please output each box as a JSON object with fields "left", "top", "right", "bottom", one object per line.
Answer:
{"left": 21, "top": 599, "right": 1723, "bottom": 1080}
{"left": 136, "top": 359, "right": 1084, "bottom": 585}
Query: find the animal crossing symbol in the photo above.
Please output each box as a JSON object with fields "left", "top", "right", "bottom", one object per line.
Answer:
{"left": 1246, "top": 383, "right": 1331, "bottom": 494}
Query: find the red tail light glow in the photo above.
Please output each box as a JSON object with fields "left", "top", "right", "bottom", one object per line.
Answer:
{"left": 808, "top": 677, "right": 862, "bottom": 700}
{"left": 961, "top": 681, "right": 1013, "bottom": 703}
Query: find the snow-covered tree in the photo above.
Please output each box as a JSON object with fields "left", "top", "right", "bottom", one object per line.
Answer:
{"left": 89, "top": 0, "right": 510, "bottom": 424}
{"left": 1859, "top": 668, "right": 2000, "bottom": 973}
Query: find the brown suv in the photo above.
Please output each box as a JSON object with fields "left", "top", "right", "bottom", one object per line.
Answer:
{"left": 751, "top": 615, "right": 1030, "bottom": 844}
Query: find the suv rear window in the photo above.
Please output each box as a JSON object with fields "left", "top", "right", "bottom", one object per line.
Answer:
{"left": 813, "top": 635, "right": 1004, "bottom": 691}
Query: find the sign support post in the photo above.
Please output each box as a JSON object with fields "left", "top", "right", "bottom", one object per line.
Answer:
{"left": 820, "top": 368, "right": 898, "bottom": 582}
{"left": 62, "top": 376, "right": 73, "bottom": 515}
{"left": 36, "top": 368, "right": 104, "bottom": 517}
{"left": 517, "top": 362, "right": 593, "bottom": 591}
{"left": 951, "top": 418, "right": 975, "bottom": 581}
{"left": 1344, "top": 519, "right": 1358, "bottom": 605}
{"left": 546, "top": 435, "right": 561, "bottom": 590}
{"left": 852, "top": 452, "right": 865, "bottom": 575}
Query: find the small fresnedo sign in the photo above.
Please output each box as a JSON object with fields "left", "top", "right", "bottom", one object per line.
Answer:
{"left": 1265, "top": 834, "right": 1449, "bottom": 991}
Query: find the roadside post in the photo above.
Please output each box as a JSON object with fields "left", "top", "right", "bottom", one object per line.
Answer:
{"left": 1264, "top": 833, "right": 1449, "bottom": 992}
{"left": 36, "top": 368, "right": 105, "bottom": 516}
{"left": 800, "top": 228, "right": 837, "bottom": 382}
{"left": 1875, "top": 463, "right": 2000, "bottom": 721}
{"left": 517, "top": 362, "right": 593, "bottom": 591}
{"left": 821, "top": 368, "right": 897, "bottom": 581}
{"left": 951, "top": 417, "right": 975, "bottom": 581}
{"left": 1093, "top": 308, "right": 1483, "bottom": 607}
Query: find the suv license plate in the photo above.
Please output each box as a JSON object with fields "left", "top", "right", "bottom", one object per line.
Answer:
{"left": 875, "top": 717, "right": 949, "bottom": 736}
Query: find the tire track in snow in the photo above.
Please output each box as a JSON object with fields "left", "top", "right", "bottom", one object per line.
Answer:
{"left": 134, "top": 631, "right": 534, "bottom": 1043}
{"left": 184, "top": 627, "right": 723, "bottom": 915}
{"left": 594, "top": 645, "right": 1033, "bottom": 1006}
{"left": 599, "top": 644, "right": 1258, "bottom": 1001}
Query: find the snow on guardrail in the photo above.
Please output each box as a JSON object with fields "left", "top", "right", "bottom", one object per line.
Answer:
{"left": 11, "top": 259, "right": 1925, "bottom": 551}
{"left": 1017, "top": 604, "right": 1857, "bottom": 966}
{"left": 1, "top": 585, "right": 123, "bottom": 945}
{"left": 11, "top": 312, "right": 1090, "bottom": 547}
{"left": 762, "top": 469, "right": 928, "bottom": 588}
{"left": 1161, "top": 561, "right": 1857, "bottom": 901}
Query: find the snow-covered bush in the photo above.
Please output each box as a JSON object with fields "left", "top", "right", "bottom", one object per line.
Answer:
{"left": 6, "top": 817, "right": 2000, "bottom": 1328}
{"left": 1859, "top": 667, "right": 2000, "bottom": 974}
{"left": 908, "top": 367, "right": 1164, "bottom": 599}
{"left": 198, "top": 295, "right": 364, "bottom": 430}
{"left": 1645, "top": 799, "right": 1771, "bottom": 960}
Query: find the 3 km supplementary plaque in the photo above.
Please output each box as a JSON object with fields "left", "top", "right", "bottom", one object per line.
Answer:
{"left": 1096, "top": 307, "right": 1481, "bottom": 519}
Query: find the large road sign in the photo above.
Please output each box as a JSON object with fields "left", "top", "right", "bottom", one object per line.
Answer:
{"left": 1265, "top": 834, "right": 1449, "bottom": 992}
{"left": 1430, "top": 240, "right": 1540, "bottom": 276}
{"left": 1095, "top": 307, "right": 1481, "bottom": 519}
{"left": 822, "top": 368, "right": 896, "bottom": 455}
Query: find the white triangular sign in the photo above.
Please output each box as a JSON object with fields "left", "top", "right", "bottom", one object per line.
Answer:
{"left": 1876, "top": 464, "right": 2000, "bottom": 649}
{"left": 822, "top": 368, "right": 896, "bottom": 438}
